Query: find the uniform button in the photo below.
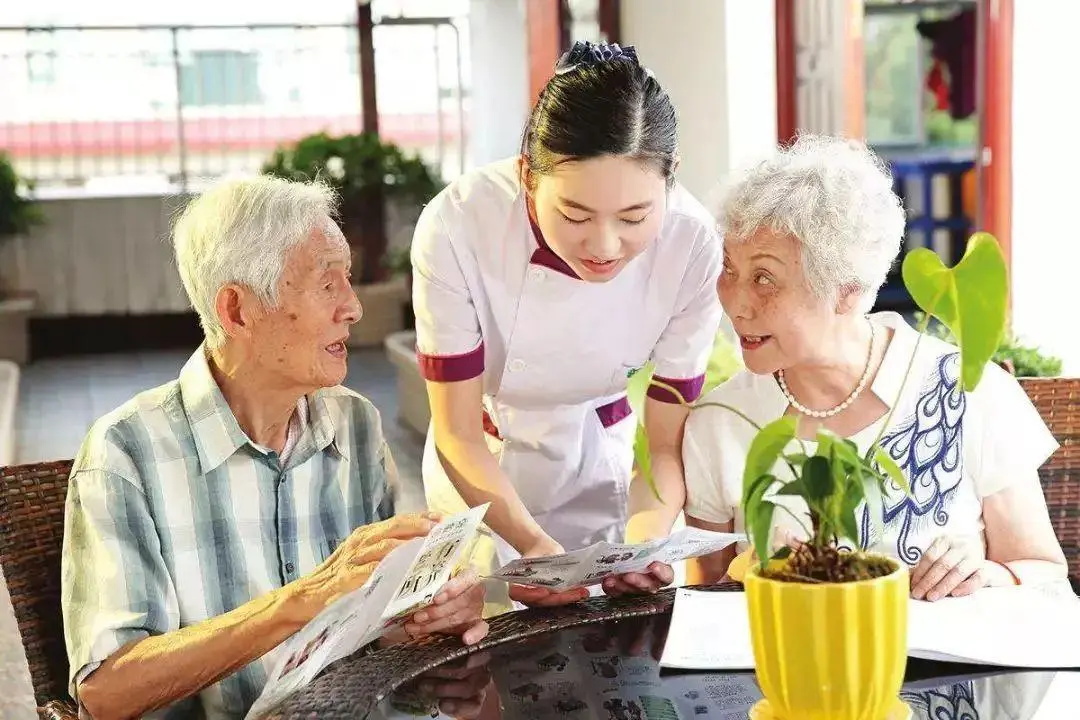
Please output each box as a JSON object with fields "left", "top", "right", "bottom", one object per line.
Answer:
{"left": 508, "top": 359, "right": 526, "bottom": 372}
{"left": 285, "top": 562, "right": 295, "bottom": 574}
{"left": 529, "top": 267, "right": 545, "bottom": 282}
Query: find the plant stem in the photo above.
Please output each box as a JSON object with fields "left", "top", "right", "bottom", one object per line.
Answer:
{"left": 771, "top": 501, "right": 814, "bottom": 542}
{"left": 865, "top": 312, "right": 930, "bottom": 461}
{"left": 690, "top": 401, "right": 763, "bottom": 432}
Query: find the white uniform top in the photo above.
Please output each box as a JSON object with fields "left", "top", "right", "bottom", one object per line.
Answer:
{"left": 683, "top": 311, "right": 1059, "bottom": 566}
{"left": 411, "top": 158, "right": 723, "bottom": 562}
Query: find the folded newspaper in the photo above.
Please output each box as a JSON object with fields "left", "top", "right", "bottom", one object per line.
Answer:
{"left": 245, "top": 503, "right": 490, "bottom": 719}
{"left": 488, "top": 527, "right": 744, "bottom": 592}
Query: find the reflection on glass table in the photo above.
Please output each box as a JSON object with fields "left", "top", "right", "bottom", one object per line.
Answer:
{"left": 370, "top": 615, "right": 1080, "bottom": 720}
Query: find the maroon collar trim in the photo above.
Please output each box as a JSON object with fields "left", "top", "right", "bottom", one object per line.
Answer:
{"left": 527, "top": 212, "right": 581, "bottom": 280}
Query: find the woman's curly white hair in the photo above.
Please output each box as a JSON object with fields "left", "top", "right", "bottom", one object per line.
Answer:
{"left": 715, "top": 134, "right": 906, "bottom": 313}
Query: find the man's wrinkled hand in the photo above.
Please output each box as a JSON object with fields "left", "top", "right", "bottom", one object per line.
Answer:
{"left": 302, "top": 512, "right": 442, "bottom": 608}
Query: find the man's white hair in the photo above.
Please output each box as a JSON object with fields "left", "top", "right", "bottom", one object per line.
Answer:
{"left": 172, "top": 175, "right": 338, "bottom": 349}
{"left": 715, "top": 134, "right": 906, "bottom": 313}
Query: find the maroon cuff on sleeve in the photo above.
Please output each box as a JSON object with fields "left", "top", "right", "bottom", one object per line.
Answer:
{"left": 596, "top": 397, "right": 632, "bottom": 428}
{"left": 416, "top": 343, "right": 485, "bottom": 382}
{"left": 647, "top": 374, "right": 705, "bottom": 404}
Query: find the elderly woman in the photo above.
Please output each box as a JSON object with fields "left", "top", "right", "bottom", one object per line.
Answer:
{"left": 682, "top": 135, "right": 1067, "bottom": 601}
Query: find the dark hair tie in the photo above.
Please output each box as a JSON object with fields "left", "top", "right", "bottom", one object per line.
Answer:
{"left": 554, "top": 40, "right": 640, "bottom": 75}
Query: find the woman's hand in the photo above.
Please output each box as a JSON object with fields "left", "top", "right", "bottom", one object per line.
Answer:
{"left": 392, "top": 651, "right": 492, "bottom": 719}
{"left": 507, "top": 536, "right": 590, "bottom": 607}
{"left": 601, "top": 562, "right": 674, "bottom": 596}
{"left": 403, "top": 571, "right": 489, "bottom": 645}
{"left": 910, "top": 535, "right": 1014, "bottom": 601}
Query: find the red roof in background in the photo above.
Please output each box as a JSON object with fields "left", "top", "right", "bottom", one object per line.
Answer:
{"left": 0, "top": 113, "right": 462, "bottom": 157}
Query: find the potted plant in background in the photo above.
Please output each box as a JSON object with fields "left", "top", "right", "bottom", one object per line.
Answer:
{"left": 263, "top": 132, "right": 441, "bottom": 347}
{"left": 0, "top": 151, "right": 44, "bottom": 365}
{"left": 629, "top": 233, "right": 1009, "bottom": 719}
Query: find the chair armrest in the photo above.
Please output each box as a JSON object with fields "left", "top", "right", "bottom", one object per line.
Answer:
{"left": 37, "top": 699, "right": 79, "bottom": 720}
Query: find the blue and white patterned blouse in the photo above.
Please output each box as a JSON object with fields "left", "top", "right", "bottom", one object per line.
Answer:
{"left": 683, "top": 311, "right": 1059, "bottom": 565}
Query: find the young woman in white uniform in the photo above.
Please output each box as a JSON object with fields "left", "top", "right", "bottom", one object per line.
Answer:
{"left": 411, "top": 41, "right": 723, "bottom": 608}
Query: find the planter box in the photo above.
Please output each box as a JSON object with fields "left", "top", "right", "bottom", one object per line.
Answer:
{"left": 385, "top": 330, "right": 431, "bottom": 437}
{"left": 347, "top": 277, "right": 410, "bottom": 348}
{"left": 0, "top": 295, "right": 34, "bottom": 366}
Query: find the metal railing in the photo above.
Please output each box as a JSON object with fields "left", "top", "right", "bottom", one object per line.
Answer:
{"left": 0, "top": 20, "right": 468, "bottom": 193}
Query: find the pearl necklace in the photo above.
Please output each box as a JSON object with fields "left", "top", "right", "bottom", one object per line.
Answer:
{"left": 777, "top": 321, "right": 877, "bottom": 419}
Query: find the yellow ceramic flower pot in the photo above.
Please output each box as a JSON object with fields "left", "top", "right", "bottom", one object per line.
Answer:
{"left": 744, "top": 560, "right": 909, "bottom": 720}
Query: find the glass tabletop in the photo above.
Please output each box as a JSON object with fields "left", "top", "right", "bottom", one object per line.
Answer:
{"left": 368, "top": 614, "right": 1080, "bottom": 720}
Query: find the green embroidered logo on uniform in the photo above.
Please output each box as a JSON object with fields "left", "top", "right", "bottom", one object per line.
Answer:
{"left": 627, "top": 367, "right": 642, "bottom": 378}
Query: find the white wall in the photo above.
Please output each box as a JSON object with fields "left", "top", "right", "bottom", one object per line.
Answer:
{"left": 620, "top": 0, "right": 778, "bottom": 204}
{"left": 0, "top": 193, "right": 422, "bottom": 317}
{"left": 1011, "top": 4, "right": 1080, "bottom": 375}
{"left": 466, "top": 0, "right": 529, "bottom": 167}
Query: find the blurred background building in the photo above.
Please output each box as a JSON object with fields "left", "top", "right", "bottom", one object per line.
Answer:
{"left": 0, "top": 0, "right": 1076, "bottom": 471}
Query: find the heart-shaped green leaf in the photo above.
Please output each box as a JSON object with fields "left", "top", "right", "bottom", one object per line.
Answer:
{"left": 704, "top": 331, "right": 743, "bottom": 393}
{"left": 743, "top": 473, "right": 778, "bottom": 569}
{"left": 628, "top": 362, "right": 658, "bottom": 500}
{"left": 873, "top": 446, "right": 912, "bottom": 497}
{"left": 902, "top": 232, "right": 1008, "bottom": 391}
{"left": 860, "top": 463, "right": 885, "bottom": 545}
{"left": 742, "top": 417, "right": 796, "bottom": 567}
{"left": 632, "top": 422, "right": 660, "bottom": 501}
{"left": 839, "top": 472, "right": 865, "bottom": 547}
{"left": 800, "top": 455, "right": 832, "bottom": 504}
{"left": 626, "top": 361, "right": 656, "bottom": 419}
{"left": 743, "top": 416, "right": 797, "bottom": 491}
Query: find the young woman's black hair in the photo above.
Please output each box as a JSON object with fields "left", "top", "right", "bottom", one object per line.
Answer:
{"left": 521, "top": 41, "right": 678, "bottom": 187}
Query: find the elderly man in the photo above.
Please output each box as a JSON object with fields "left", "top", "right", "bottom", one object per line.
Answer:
{"left": 61, "top": 176, "right": 488, "bottom": 720}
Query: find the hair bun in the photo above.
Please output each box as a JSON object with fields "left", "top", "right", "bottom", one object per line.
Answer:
{"left": 555, "top": 40, "right": 639, "bottom": 75}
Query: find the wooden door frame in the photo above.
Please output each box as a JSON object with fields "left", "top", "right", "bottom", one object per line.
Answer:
{"left": 526, "top": 0, "right": 569, "bottom": 107}
{"left": 775, "top": 0, "right": 797, "bottom": 145}
{"left": 978, "top": 0, "right": 1014, "bottom": 279}
{"left": 775, "top": 1, "right": 1015, "bottom": 283}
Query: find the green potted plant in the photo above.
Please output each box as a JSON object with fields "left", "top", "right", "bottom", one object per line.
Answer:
{"left": 628, "top": 233, "right": 1008, "bottom": 719}
{"left": 263, "top": 132, "right": 442, "bottom": 346}
{"left": 0, "top": 151, "right": 44, "bottom": 364}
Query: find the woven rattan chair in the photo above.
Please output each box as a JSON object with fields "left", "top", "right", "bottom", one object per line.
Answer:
{"left": 0, "top": 460, "right": 77, "bottom": 720}
{"left": 0, "top": 380, "right": 1074, "bottom": 719}
{"left": 1019, "top": 377, "right": 1080, "bottom": 589}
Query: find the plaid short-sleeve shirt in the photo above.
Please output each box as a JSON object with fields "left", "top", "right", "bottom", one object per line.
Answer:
{"left": 61, "top": 347, "right": 396, "bottom": 719}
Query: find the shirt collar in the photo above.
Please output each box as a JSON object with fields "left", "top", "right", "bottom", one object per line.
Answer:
{"left": 524, "top": 195, "right": 582, "bottom": 280}
{"left": 867, "top": 311, "right": 921, "bottom": 410}
{"left": 178, "top": 346, "right": 346, "bottom": 474}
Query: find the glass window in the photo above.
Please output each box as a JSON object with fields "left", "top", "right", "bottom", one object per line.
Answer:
{"left": 179, "top": 50, "right": 261, "bottom": 107}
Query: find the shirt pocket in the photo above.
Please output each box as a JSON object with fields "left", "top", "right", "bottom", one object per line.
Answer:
{"left": 609, "top": 359, "right": 651, "bottom": 397}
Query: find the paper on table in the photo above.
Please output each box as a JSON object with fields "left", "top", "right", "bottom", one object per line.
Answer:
{"left": 489, "top": 528, "right": 744, "bottom": 592}
{"left": 245, "top": 504, "right": 489, "bottom": 719}
{"left": 907, "top": 583, "right": 1080, "bottom": 668}
{"left": 659, "top": 583, "right": 1080, "bottom": 672}
{"left": 660, "top": 589, "right": 755, "bottom": 670}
